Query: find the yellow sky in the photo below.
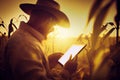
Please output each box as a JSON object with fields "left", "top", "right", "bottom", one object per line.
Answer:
{"left": 0, "top": 0, "right": 117, "bottom": 37}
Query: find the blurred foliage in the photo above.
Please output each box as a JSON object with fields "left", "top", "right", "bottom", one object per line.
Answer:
{"left": 77, "top": 0, "right": 120, "bottom": 80}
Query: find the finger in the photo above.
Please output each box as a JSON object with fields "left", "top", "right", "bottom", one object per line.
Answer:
{"left": 72, "top": 55, "right": 78, "bottom": 62}
{"left": 69, "top": 54, "right": 72, "bottom": 60}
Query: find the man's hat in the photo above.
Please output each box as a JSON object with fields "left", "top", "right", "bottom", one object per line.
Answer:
{"left": 20, "top": 0, "right": 70, "bottom": 28}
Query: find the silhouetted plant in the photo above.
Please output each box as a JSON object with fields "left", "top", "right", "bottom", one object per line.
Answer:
{"left": 0, "top": 17, "right": 7, "bottom": 34}
{"left": 90, "top": 0, "right": 114, "bottom": 49}
{"left": 8, "top": 14, "right": 28, "bottom": 38}
{"left": 115, "top": 0, "right": 120, "bottom": 45}
{"left": 77, "top": 0, "right": 118, "bottom": 80}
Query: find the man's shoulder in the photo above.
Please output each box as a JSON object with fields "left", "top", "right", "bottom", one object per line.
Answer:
{"left": 8, "top": 29, "right": 26, "bottom": 44}
{"left": 7, "top": 28, "right": 40, "bottom": 49}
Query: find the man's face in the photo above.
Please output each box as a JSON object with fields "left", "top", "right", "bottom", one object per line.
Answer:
{"left": 33, "top": 10, "right": 56, "bottom": 37}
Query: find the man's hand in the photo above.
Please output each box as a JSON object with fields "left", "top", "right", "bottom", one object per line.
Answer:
{"left": 64, "top": 55, "right": 78, "bottom": 74}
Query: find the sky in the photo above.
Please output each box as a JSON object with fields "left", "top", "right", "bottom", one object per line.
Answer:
{"left": 0, "top": 0, "right": 117, "bottom": 37}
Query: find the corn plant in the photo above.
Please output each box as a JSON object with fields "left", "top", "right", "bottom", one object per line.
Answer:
{"left": 77, "top": 0, "right": 120, "bottom": 80}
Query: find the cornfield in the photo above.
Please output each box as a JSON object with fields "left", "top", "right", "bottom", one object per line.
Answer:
{"left": 0, "top": 0, "right": 120, "bottom": 80}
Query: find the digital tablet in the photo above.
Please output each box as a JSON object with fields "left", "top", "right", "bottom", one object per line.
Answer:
{"left": 58, "top": 44, "right": 87, "bottom": 66}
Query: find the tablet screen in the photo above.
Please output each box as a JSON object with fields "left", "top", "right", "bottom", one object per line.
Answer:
{"left": 58, "top": 44, "right": 86, "bottom": 66}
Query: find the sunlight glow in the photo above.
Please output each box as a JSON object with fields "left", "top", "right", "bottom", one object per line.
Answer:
{"left": 48, "top": 25, "right": 72, "bottom": 38}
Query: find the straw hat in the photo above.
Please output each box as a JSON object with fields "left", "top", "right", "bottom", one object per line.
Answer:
{"left": 20, "top": 0, "right": 70, "bottom": 28}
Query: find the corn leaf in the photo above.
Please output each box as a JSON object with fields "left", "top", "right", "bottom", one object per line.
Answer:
{"left": 91, "top": 0, "right": 114, "bottom": 49}
{"left": 87, "top": 0, "right": 103, "bottom": 25}
{"left": 102, "top": 28, "right": 115, "bottom": 41}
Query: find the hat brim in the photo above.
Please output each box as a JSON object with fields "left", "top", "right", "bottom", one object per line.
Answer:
{"left": 20, "top": 4, "right": 70, "bottom": 28}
